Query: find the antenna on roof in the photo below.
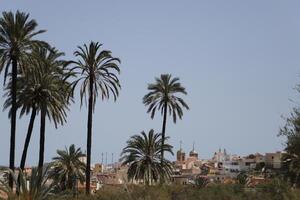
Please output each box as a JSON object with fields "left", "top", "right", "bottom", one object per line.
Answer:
{"left": 105, "top": 152, "right": 107, "bottom": 165}
{"left": 193, "top": 141, "right": 195, "bottom": 151}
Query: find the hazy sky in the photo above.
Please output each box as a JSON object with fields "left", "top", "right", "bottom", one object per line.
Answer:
{"left": 0, "top": 1, "right": 300, "bottom": 166}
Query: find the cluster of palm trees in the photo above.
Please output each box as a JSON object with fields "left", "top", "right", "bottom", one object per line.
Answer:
{"left": 0, "top": 144, "right": 85, "bottom": 199}
{"left": 0, "top": 10, "right": 121, "bottom": 195}
{"left": 121, "top": 74, "right": 189, "bottom": 185}
{"left": 0, "top": 10, "right": 189, "bottom": 194}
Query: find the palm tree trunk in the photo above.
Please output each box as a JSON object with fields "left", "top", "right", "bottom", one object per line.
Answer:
{"left": 67, "top": 175, "right": 73, "bottom": 190}
{"left": 38, "top": 106, "right": 46, "bottom": 169}
{"left": 9, "top": 58, "right": 17, "bottom": 189}
{"left": 148, "top": 163, "right": 152, "bottom": 186}
{"left": 20, "top": 107, "right": 37, "bottom": 170}
{"left": 160, "top": 102, "right": 168, "bottom": 184}
{"left": 86, "top": 76, "right": 94, "bottom": 195}
{"left": 161, "top": 101, "right": 168, "bottom": 163}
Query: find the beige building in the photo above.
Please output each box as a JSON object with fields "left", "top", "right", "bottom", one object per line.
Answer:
{"left": 174, "top": 143, "right": 201, "bottom": 172}
{"left": 93, "top": 163, "right": 104, "bottom": 173}
{"left": 265, "top": 152, "right": 282, "bottom": 169}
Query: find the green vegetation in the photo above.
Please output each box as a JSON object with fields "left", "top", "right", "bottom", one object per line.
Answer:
{"left": 279, "top": 107, "right": 300, "bottom": 187}
{"left": 121, "top": 129, "right": 174, "bottom": 185}
{"left": 0, "top": 167, "right": 54, "bottom": 200}
{"left": 47, "top": 184, "right": 300, "bottom": 200}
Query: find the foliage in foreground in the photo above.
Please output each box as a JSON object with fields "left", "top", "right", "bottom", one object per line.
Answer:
{"left": 49, "top": 182, "right": 300, "bottom": 200}
{"left": 0, "top": 167, "right": 54, "bottom": 200}
{"left": 279, "top": 107, "right": 300, "bottom": 186}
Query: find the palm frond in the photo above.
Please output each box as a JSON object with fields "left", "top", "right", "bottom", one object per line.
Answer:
{"left": 120, "top": 129, "right": 174, "bottom": 185}
{"left": 143, "top": 74, "right": 189, "bottom": 123}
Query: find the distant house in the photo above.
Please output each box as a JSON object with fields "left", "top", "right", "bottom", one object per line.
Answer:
{"left": 265, "top": 152, "right": 282, "bottom": 169}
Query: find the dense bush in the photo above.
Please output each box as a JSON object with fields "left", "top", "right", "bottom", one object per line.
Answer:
{"left": 48, "top": 183, "right": 300, "bottom": 200}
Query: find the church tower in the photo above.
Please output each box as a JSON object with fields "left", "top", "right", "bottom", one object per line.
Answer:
{"left": 176, "top": 141, "right": 185, "bottom": 162}
{"left": 189, "top": 142, "right": 198, "bottom": 159}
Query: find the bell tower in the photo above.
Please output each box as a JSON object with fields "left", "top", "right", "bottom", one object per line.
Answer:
{"left": 176, "top": 140, "right": 185, "bottom": 162}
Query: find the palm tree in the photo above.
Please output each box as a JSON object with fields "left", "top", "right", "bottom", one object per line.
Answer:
{"left": 143, "top": 74, "right": 189, "bottom": 163}
{"left": 3, "top": 47, "right": 72, "bottom": 171}
{"left": 121, "top": 129, "right": 173, "bottom": 185}
{"left": 4, "top": 73, "right": 39, "bottom": 171}
{"left": 0, "top": 167, "right": 55, "bottom": 200}
{"left": 0, "top": 10, "right": 46, "bottom": 187}
{"left": 31, "top": 47, "right": 73, "bottom": 169}
{"left": 71, "top": 41, "right": 121, "bottom": 194}
{"left": 50, "top": 144, "right": 86, "bottom": 191}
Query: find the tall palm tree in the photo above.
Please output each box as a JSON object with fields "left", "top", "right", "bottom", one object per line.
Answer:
{"left": 121, "top": 129, "right": 173, "bottom": 185}
{"left": 3, "top": 74, "right": 37, "bottom": 171}
{"left": 0, "top": 10, "right": 46, "bottom": 187}
{"left": 50, "top": 144, "right": 86, "bottom": 191}
{"left": 71, "top": 41, "right": 121, "bottom": 194}
{"left": 3, "top": 47, "right": 72, "bottom": 171}
{"left": 143, "top": 74, "right": 189, "bottom": 163}
{"left": 31, "top": 47, "right": 73, "bottom": 169}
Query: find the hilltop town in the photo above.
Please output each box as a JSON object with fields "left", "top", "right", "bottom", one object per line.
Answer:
{"left": 0, "top": 147, "right": 283, "bottom": 192}
{"left": 48, "top": 147, "right": 283, "bottom": 190}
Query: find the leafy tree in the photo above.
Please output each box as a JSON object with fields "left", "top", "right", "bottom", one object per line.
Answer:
{"left": 50, "top": 144, "right": 86, "bottom": 191}
{"left": 121, "top": 129, "right": 174, "bottom": 185}
{"left": 279, "top": 108, "right": 300, "bottom": 187}
{"left": 0, "top": 167, "right": 55, "bottom": 200}
{"left": 255, "top": 162, "right": 266, "bottom": 172}
{"left": 143, "top": 74, "right": 189, "bottom": 163}
{"left": 195, "top": 175, "right": 209, "bottom": 188}
{"left": 71, "top": 41, "right": 121, "bottom": 194}
{"left": 0, "top": 10, "right": 46, "bottom": 187}
{"left": 237, "top": 171, "right": 248, "bottom": 185}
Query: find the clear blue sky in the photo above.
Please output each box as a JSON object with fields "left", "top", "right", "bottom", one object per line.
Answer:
{"left": 0, "top": 1, "right": 300, "bottom": 166}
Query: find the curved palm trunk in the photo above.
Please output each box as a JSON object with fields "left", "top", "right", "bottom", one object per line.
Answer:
{"left": 9, "top": 58, "right": 17, "bottom": 188}
{"left": 86, "top": 76, "right": 94, "bottom": 195}
{"left": 20, "top": 107, "right": 37, "bottom": 170}
{"left": 38, "top": 106, "right": 46, "bottom": 169}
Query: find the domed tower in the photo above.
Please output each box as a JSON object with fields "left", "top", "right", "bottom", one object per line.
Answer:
{"left": 189, "top": 142, "right": 198, "bottom": 159}
{"left": 177, "top": 141, "right": 185, "bottom": 162}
